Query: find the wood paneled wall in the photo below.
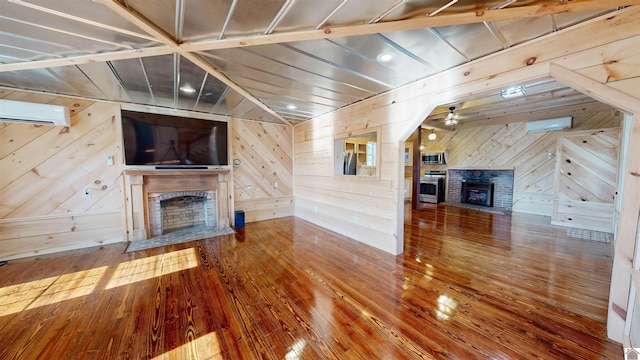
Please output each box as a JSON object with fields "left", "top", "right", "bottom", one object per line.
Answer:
{"left": 418, "top": 110, "right": 620, "bottom": 217}
{"left": 293, "top": 7, "right": 640, "bottom": 342}
{"left": 231, "top": 118, "right": 293, "bottom": 223}
{"left": 0, "top": 91, "right": 124, "bottom": 260}
{"left": 0, "top": 101, "right": 297, "bottom": 259}
{"left": 552, "top": 128, "right": 619, "bottom": 233}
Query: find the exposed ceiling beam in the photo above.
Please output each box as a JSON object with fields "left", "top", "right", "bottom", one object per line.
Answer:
{"left": 455, "top": 101, "right": 614, "bottom": 128}
{"left": 182, "top": 0, "right": 640, "bottom": 52}
{"left": 0, "top": 47, "right": 173, "bottom": 72}
{"left": 93, "top": 0, "right": 292, "bottom": 126}
{"left": 3, "top": 1, "right": 638, "bottom": 75}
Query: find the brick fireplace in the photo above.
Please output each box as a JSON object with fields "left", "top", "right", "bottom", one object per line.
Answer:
{"left": 123, "top": 169, "right": 231, "bottom": 241}
{"left": 448, "top": 169, "right": 514, "bottom": 210}
{"left": 148, "top": 191, "right": 217, "bottom": 236}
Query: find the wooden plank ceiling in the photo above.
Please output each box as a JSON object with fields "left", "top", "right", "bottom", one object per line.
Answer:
{"left": 0, "top": 0, "right": 636, "bottom": 126}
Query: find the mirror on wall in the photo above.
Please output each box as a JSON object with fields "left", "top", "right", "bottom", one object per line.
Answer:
{"left": 334, "top": 132, "right": 377, "bottom": 176}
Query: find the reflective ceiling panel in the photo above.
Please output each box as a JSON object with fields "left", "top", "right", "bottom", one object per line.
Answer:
{"left": 552, "top": 9, "right": 615, "bottom": 29}
{"left": 380, "top": 28, "right": 467, "bottom": 72}
{"left": 216, "top": 0, "right": 287, "bottom": 37}
{"left": 0, "top": 69, "right": 71, "bottom": 93}
{"left": 269, "top": 0, "right": 346, "bottom": 32}
{"left": 176, "top": 56, "right": 207, "bottom": 109}
{"left": 139, "top": 54, "right": 176, "bottom": 108}
{"left": 21, "top": 67, "right": 98, "bottom": 96}
{"left": 327, "top": 34, "right": 438, "bottom": 84}
{"left": 16, "top": 0, "right": 157, "bottom": 37}
{"left": 432, "top": 22, "right": 503, "bottom": 61}
{"left": 0, "top": 0, "right": 159, "bottom": 61}
{"left": 120, "top": 0, "right": 232, "bottom": 42}
{"left": 320, "top": 0, "right": 422, "bottom": 27}
{"left": 490, "top": 17, "right": 553, "bottom": 46}
{"left": 109, "top": 58, "right": 156, "bottom": 105}
{"left": 76, "top": 62, "right": 133, "bottom": 101}
{"left": 0, "top": 0, "right": 626, "bottom": 126}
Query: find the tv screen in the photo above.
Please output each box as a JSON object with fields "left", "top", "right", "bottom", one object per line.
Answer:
{"left": 121, "top": 110, "right": 228, "bottom": 167}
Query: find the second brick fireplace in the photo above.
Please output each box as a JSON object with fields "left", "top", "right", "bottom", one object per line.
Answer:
{"left": 448, "top": 169, "right": 514, "bottom": 210}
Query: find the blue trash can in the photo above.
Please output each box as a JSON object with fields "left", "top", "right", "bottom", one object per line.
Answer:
{"left": 234, "top": 210, "right": 245, "bottom": 228}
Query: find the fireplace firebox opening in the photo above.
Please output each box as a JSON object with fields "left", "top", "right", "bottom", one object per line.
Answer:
{"left": 148, "top": 191, "right": 217, "bottom": 236}
{"left": 461, "top": 182, "right": 494, "bottom": 207}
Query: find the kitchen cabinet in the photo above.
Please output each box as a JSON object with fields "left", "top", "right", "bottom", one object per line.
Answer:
{"left": 344, "top": 140, "right": 367, "bottom": 165}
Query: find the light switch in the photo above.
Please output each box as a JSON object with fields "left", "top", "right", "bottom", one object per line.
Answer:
{"left": 106, "top": 155, "right": 114, "bottom": 166}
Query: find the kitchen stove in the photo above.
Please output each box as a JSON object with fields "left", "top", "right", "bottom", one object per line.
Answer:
{"left": 420, "top": 170, "right": 446, "bottom": 203}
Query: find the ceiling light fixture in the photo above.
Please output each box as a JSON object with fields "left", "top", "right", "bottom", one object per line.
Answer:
{"left": 500, "top": 85, "right": 526, "bottom": 99}
{"left": 444, "top": 106, "right": 459, "bottom": 127}
{"left": 286, "top": 104, "right": 297, "bottom": 110}
{"left": 376, "top": 51, "right": 395, "bottom": 62}
{"left": 428, "top": 131, "right": 437, "bottom": 141}
{"left": 179, "top": 86, "right": 196, "bottom": 93}
{"left": 428, "top": 0, "right": 458, "bottom": 16}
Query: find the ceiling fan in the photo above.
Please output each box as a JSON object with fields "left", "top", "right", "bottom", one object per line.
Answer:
{"left": 444, "top": 106, "right": 459, "bottom": 127}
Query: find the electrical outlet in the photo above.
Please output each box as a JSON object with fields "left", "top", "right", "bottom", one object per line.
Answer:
{"left": 83, "top": 189, "right": 91, "bottom": 199}
{"left": 274, "top": 182, "right": 278, "bottom": 189}
{"left": 247, "top": 184, "right": 252, "bottom": 190}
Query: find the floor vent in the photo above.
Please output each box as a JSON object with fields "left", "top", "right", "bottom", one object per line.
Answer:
{"left": 567, "top": 228, "right": 612, "bottom": 243}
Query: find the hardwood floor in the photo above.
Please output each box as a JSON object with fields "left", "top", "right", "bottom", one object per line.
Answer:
{"left": 0, "top": 204, "right": 622, "bottom": 359}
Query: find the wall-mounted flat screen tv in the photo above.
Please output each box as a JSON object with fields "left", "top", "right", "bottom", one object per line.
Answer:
{"left": 121, "top": 110, "right": 228, "bottom": 167}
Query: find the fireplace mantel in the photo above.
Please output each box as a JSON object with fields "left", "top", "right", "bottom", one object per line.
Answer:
{"left": 446, "top": 166, "right": 515, "bottom": 171}
{"left": 123, "top": 168, "right": 231, "bottom": 176}
{"left": 123, "top": 169, "right": 232, "bottom": 241}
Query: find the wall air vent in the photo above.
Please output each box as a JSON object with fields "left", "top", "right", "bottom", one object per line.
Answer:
{"left": 525, "top": 116, "right": 572, "bottom": 133}
{"left": 0, "top": 99, "right": 71, "bottom": 127}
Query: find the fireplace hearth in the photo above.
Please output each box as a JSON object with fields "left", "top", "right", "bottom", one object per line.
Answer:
{"left": 461, "top": 182, "right": 494, "bottom": 207}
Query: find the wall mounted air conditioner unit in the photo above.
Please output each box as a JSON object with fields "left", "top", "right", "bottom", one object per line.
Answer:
{"left": 0, "top": 99, "right": 71, "bottom": 127}
{"left": 526, "top": 116, "right": 572, "bottom": 133}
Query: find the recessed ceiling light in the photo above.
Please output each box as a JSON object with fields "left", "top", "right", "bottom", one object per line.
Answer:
{"left": 428, "top": 132, "right": 437, "bottom": 141}
{"left": 286, "top": 104, "right": 297, "bottom": 110}
{"left": 376, "top": 51, "right": 395, "bottom": 62}
{"left": 179, "top": 86, "right": 196, "bottom": 94}
{"left": 501, "top": 85, "right": 526, "bottom": 99}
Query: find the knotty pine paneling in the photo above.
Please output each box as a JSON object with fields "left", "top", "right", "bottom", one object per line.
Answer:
{"left": 418, "top": 110, "right": 621, "bottom": 216}
{"left": 0, "top": 91, "right": 124, "bottom": 260}
{"left": 0, "top": 212, "right": 122, "bottom": 260}
{"left": 294, "top": 9, "right": 640, "bottom": 338}
{"left": 295, "top": 116, "right": 409, "bottom": 254}
{"left": 552, "top": 128, "right": 619, "bottom": 233}
{"left": 232, "top": 118, "right": 293, "bottom": 222}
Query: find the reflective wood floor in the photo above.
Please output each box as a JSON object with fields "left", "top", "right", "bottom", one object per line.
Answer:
{"left": 0, "top": 204, "right": 622, "bottom": 359}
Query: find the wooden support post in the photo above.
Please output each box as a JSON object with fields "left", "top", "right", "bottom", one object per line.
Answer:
{"left": 412, "top": 127, "right": 422, "bottom": 211}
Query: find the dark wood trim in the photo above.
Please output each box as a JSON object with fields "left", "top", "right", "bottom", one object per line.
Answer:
{"left": 412, "top": 127, "right": 422, "bottom": 211}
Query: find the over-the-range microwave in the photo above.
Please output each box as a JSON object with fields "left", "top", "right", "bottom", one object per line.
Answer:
{"left": 421, "top": 152, "right": 445, "bottom": 165}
